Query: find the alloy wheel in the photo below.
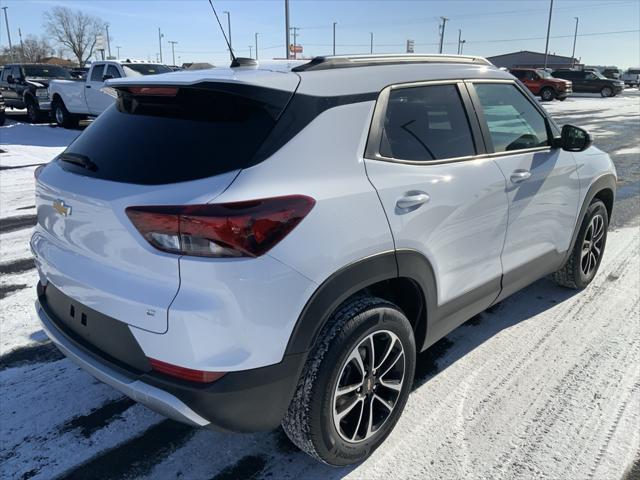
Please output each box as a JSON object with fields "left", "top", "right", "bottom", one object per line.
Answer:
{"left": 581, "top": 214, "right": 604, "bottom": 277}
{"left": 332, "top": 329, "right": 405, "bottom": 443}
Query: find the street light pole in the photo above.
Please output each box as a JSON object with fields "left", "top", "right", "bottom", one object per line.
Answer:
{"left": 457, "top": 29, "right": 461, "bottom": 54}
{"left": 249, "top": 45, "right": 252, "bottom": 58}
{"left": 571, "top": 17, "right": 579, "bottom": 67}
{"left": 438, "top": 17, "right": 448, "bottom": 54}
{"left": 255, "top": 32, "right": 259, "bottom": 60}
{"left": 2, "top": 7, "right": 13, "bottom": 60}
{"left": 158, "top": 28, "right": 164, "bottom": 63}
{"left": 543, "top": 0, "right": 554, "bottom": 69}
{"left": 106, "top": 25, "right": 111, "bottom": 58}
{"left": 168, "top": 40, "right": 178, "bottom": 66}
{"left": 223, "top": 11, "right": 232, "bottom": 60}
{"left": 116, "top": 46, "right": 121, "bottom": 58}
{"left": 370, "top": 32, "right": 373, "bottom": 54}
{"left": 285, "top": 0, "right": 290, "bottom": 59}
{"left": 460, "top": 39, "right": 466, "bottom": 54}
{"left": 332, "top": 22, "right": 337, "bottom": 55}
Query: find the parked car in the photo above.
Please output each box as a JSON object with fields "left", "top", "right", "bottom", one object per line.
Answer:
{"left": 621, "top": 68, "right": 640, "bottom": 87}
{"left": 510, "top": 67, "right": 572, "bottom": 101}
{"left": 48, "top": 60, "right": 172, "bottom": 128}
{"left": 0, "top": 91, "right": 5, "bottom": 126}
{"left": 551, "top": 69, "right": 624, "bottom": 97}
{"left": 33, "top": 54, "right": 616, "bottom": 466}
{"left": 0, "top": 63, "right": 72, "bottom": 122}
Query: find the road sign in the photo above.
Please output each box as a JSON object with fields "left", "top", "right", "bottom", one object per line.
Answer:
{"left": 289, "top": 44, "right": 303, "bottom": 54}
{"left": 95, "top": 34, "right": 105, "bottom": 51}
{"left": 406, "top": 39, "right": 415, "bottom": 53}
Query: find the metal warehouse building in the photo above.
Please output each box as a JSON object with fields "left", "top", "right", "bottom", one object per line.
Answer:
{"left": 487, "top": 50, "right": 580, "bottom": 69}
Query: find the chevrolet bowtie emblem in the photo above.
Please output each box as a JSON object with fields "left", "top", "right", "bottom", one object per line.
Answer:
{"left": 53, "top": 199, "right": 71, "bottom": 216}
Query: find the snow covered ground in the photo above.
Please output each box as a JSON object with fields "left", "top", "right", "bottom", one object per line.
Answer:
{"left": 1, "top": 91, "right": 639, "bottom": 480}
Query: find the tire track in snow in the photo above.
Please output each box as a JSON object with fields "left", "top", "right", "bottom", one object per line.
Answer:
{"left": 0, "top": 214, "right": 37, "bottom": 234}
{"left": 0, "top": 342, "right": 64, "bottom": 371}
{"left": 59, "top": 397, "right": 137, "bottom": 438}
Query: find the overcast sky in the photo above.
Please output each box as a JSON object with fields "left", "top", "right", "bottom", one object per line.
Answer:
{"left": 2, "top": 0, "right": 639, "bottom": 68}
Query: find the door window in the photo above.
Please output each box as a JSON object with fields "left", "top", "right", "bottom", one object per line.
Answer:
{"left": 90, "top": 64, "right": 105, "bottom": 82}
{"left": 105, "top": 65, "right": 122, "bottom": 79}
{"left": 380, "top": 84, "right": 476, "bottom": 161}
{"left": 474, "top": 83, "right": 549, "bottom": 153}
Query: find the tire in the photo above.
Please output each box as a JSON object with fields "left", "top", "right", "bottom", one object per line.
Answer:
{"left": 0, "top": 110, "right": 5, "bottom": 126}
{"left": 601, "top": 86, "right": 613, "bottom": 97}
{"left": 558, "top": 96, "right": 567, "bottom": 101}
{"left": 540, "top": 87, "right": 556, "bottom": 101}
{"left": 282, "top": 296, "right": 416, "bottom": 466}
{"left": 552, "top": 199, "right": 608, "bottom": 289}
{"left": 26, "top": 98, "right": 42, "bottom": 123}
{"left": 52, "top": 99, "right": 79, "bottom": 129}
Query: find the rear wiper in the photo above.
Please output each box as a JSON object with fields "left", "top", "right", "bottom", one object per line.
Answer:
{"left": 58, "top": 153, "right": 98, "bottom": 172}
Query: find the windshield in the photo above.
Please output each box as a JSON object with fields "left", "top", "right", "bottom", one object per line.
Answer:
{"left": 537, "top": 70, "right": 552, "bottom": 79}
{"left": 23, "top": 65, "right": 71, "bottom": 79}
{"left": 122, "top": 64, "right": 172, "bottom": 76}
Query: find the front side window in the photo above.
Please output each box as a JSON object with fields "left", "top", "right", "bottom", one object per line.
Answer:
{"left": 380, "top": 84, "right": 476, "bottom": 161}
{"left": 90, "top": 64, "right": 105, "bottom": 82}
{"left": 105, "top": 65, "right": 121, "bottom": 79}
{"left": 474, "top": 83, "right": 549, "bottom": 153}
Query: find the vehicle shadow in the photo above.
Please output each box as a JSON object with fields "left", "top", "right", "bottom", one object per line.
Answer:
{"left": 150, "top": 276, "right": 581, "bottom": 479}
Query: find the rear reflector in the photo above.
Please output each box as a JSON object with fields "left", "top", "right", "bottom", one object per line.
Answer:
{"left": 126, "top": 195, "right": 315, "bottom": 258}
{"left": 149, "top": 358, "right": 226, "bottom": 383}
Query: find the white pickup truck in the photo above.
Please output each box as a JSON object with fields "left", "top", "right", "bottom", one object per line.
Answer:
{"left": 621, "top": 68, "right": 640, "bottom": 87}
{"left": 48, "top": 60, "right": 172, "bottom": 128}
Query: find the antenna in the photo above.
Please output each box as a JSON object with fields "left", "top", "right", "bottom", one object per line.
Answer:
{"left": 207, "top": 0, "right": 236, "bottom": 63}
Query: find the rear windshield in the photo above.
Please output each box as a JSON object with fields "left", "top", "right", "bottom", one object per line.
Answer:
{"left": 122, "top": 64, "right": 172, "bottom": 76}
{"left": 59, "top": 84, "right": 292, "bottom": 184}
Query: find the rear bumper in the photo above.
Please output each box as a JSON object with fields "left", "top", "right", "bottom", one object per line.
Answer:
{"left": 35, "top": 283, "right": 306, "bottom": 433}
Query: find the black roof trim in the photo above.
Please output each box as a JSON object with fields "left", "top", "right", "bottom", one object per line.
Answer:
{"left": 292, "top": 54, "right": 493, "bottom": 72}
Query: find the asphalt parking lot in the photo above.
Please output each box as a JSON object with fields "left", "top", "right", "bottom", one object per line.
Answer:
{"left": 1, "top": 90, "right": 639, "bottom": 480}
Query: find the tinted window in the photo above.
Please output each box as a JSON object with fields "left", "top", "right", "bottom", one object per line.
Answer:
{"left": 90, "top": 65, "right": 105, "bottom": 82}
{"left": 0, "top": 67, "right": 7, "bottom": 81}
{"left": 474, "top": 83, "right": 549, "bottom": 153}
{"left": 23, "top": 65, "right": 70, "bottom": 79}
{"left": 380, "top": 84, "right": 475, "bottom": 161}
{"left": 511, "top": 70, "right": 526, "bottom": 80}
{"left": 105, "top": 65, "right": 121, "bottom": 79}
{"left": 12, "top": 66, "right": 21, "bottom": 78}
{"left": 60, "top": 85, "right": 292, "bottom": 185}
{"left": 122, "top": 64, "right": 172, "bottom": 76}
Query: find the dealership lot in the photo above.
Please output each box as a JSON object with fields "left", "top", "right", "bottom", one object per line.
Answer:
{"left": 1, "top": 91, "right": 639, "bottom": 479}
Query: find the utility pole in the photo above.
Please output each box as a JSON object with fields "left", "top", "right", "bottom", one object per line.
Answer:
{"left": 223, "top": 11, "right": 232, "bottom": 60}
{"left": 460, "top": 39, "right": 466, "bottom": 54}
{"left": 2, "top": 7, "right": 13, "bottom": 61}
{"left": 116, "top": 45, "right": 121, "bottom": 58}
{"left": 249, "top": 45, "right": 253, "bottom": 58}
{"left": 543, "top": 0, "right": 554, "bottom": 69}
{"left": 438, "top": 17, "right": 448, "bottom": 54}
{"left": 290, "top": 26, "right": 300, "bottom": 59}
{"left": 158, "top": 28, "right": 164, "bottom": 63}
{"left": 285, "top": 0, "right": 290, "bottom": 59}
{"left": 168, "top": 40, "right": 178, "bottom": 66}
{"left": 571, "top": 17, "right": 579, "bottom": 67}
{"left": 255, "top": 32, "right": 259, "bottom": 60}
{"left": 370, "top": 32, "right": 373, "bottom": 54}
{"left": 18, "top": 28, "right": 24, "bottom": 61}
{"left": 457, "top": 29, "right": 463, "bottom": 55}
{"left": 332, "top": 22, "right": 337, "bottom": 55}
{"left": 106, "top": 25, "right": 111, "bottom": 58}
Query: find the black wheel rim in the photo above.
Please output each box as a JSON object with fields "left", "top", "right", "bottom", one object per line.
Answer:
{"left": 542, "top": 90, "right": 553, "bottom": 100}
{"left": 581, "top": 214, "right": 604, "bottom": 277}
{"left": 332, "top": 329, "right": 405, "bottom": 443}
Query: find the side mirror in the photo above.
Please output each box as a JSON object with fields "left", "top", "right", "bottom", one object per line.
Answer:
{"left": 102, "top": 74, "right": 114, "bottom": 81}
{"left": 6, "top": 75, "right": 14, "bottom": 84}
{"left": 555, "top": 124, "right": 593, "bottom": 152}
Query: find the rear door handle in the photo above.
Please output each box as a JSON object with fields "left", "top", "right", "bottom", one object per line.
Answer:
{"left": 396, "top": 191, "right": 430, "bottom": 210}
{"left": 510, "top": 170, "right": 531, "bottom": 184}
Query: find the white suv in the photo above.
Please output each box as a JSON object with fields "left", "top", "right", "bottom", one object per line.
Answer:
{"left": 32, "top": 55, "right": 616, "bottom": 465}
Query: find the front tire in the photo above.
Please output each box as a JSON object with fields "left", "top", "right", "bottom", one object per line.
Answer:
{"left": 52, "top": 99, "right": 79, "bottom": 129}
{"left": 552, "top": 199, "right": 608, "bottom": 289}
{"left": 601, "top": 86, "right": 613, "bottom": 97}
{"left": 282, "top": 296, "right": 416, "bottom": 466}
{"left": 540, "top": 87, "right": 556, "bottom": 101}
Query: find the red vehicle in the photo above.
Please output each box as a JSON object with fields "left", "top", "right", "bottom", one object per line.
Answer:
{"left": 510, "top": 68, "right": 572, "bottom": 101}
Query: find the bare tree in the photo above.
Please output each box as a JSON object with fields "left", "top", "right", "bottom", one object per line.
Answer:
{"left": 43, "top": 7, "right": 106, "bottom": 66}
{"left": 15, "top": 35, "right": 54, "bottom": 62}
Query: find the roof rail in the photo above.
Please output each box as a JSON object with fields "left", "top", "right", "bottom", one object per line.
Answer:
{"left": 292, "top": 54, "right": 493, "bottom": 72}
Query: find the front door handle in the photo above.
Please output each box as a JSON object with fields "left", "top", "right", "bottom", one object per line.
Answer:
{"left": 396, "top": 191, "right": 430, "bottom": 210}
{"left": 510, "top": 170, "right": 531, "bottom": 184}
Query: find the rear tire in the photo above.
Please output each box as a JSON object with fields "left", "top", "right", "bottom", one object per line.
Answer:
{"left": 540, "top": 87, "right": 556, "bottom": 101}
{"left": 552, "top": 199, "right": 608, "bottom": 289}
{"left": 282, "top": 296, "right": 416, "bottom": 466}
{"left": 52, "top": 99, "right": 79, "bottom": 129}
{"left": 26, "top": 98, "right": 42, "bottom": 123}
{"left": 601, "top": 86, "right": 613, "bottom": 97}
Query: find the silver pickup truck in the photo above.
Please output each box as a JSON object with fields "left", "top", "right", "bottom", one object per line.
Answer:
{"left": 48, "top": 60, "right": 172, "bottom": 128}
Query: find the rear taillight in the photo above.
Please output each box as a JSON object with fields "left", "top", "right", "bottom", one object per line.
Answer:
{"left": 126, "top": 195, "right": 315, "bottom": 258}
{"left": 149, "top": 358, "right": 225, "bottom": 383}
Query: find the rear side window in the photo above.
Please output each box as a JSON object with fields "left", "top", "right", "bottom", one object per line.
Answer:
{"left": 380, "top": 84, "right": 476, "bottom": 161}
{"left": 474, "top": 83, "right": 549, "bottom": 153}
{"left": 105, "top": 65, "right": 121, "bottom": 79}
{"left": 90, "top": 65, "right": 105, "bottom": 81}
{"left": 60, "top": 84, "right": 293, "bottom": 185}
